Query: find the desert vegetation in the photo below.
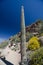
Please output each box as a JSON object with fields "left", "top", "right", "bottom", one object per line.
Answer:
{"left": 29, "top": 47, "right": 43, "bottom": 65}
{"left": 27, "top": 36, "right": 40, "bottom": 50}
{"left": 0, "top": 20, "right": 43, "bottom": 65}
{"left": 0, "top": 41, "right": 8, "bottom": 48}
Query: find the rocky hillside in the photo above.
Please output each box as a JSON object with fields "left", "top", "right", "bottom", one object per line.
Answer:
{"left": 9, "top": 20, "right": 43, "bottom": 42}
{"left": 0, "top": 20, "right": 43, "bottom": 48}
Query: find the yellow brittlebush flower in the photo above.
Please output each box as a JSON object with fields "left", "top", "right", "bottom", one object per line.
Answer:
{"left": 27, "top": 36, "right": 40, "bottom": 50}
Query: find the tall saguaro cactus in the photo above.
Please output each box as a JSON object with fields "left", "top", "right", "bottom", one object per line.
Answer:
{"left": 21, "top": 6, "right": 27, "bottom": 65}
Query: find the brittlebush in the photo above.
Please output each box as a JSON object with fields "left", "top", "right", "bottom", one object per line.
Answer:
{"left": 27, "top": 36, "right": 40, "bottom": 50}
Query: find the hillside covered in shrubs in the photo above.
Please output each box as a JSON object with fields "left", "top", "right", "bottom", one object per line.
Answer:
{"left": 0, "top": 20, "right": 43, "bottom": 49}
{"left": 0, "top": 20, "right": 43, "bottom": 65}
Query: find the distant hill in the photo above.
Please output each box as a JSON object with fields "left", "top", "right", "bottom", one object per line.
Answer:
{"left": 0, "top": 40, "right": 8, "bottom": 48}
{"left": 0, "top": 20, "right": 43, "bottom": 48}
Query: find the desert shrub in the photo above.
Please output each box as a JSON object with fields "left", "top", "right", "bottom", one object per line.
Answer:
{"left": 0, "top": 41, "right": 8, "bottom": 48}
{"left": 27, "top": 36, "right": 40, "bottom": 50}
{"left": 26, "top": 32, "right": 33, "bottom": 42}
{"left": 13, "top": 35, "right": 20, "bottom": 42}
{"left": 40, "top": 33, "right": 43, "bottom": 36}
{"left": 29, "top": 47, "right": 43, "bottom": 65}
{"left": 39, "top": 21, "right": 43, "bottom": 34}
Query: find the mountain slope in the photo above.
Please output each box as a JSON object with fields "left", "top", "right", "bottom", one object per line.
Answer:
{"left": 0, "top": 20, "right": 43, "bottom": 48}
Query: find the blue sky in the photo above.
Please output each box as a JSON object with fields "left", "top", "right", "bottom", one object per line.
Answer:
{"left": 0, "top": 0, "right": 43, "bottom": 42}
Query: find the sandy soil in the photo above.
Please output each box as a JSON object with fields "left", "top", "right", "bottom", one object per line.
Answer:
{"left": 0, "top": 46, "right": 21, "bottom": 65}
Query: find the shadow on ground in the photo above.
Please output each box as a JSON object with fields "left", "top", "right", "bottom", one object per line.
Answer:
{"left": 1, "top": 58, "right": 14, "bottom": 65}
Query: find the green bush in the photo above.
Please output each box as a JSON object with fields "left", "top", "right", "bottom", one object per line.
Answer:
{"left": 29, "top": 47, "right": 43, "bottom": 65}
{"left": 0, "top": 41, "right": 8, "bottom": 48}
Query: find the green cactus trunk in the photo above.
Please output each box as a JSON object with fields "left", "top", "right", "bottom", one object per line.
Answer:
{"left": 20, "top": 6, "right": 27, "bottom": 65}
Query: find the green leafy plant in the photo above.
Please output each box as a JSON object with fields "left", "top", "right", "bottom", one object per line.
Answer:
{"left": 29, "top": 47, "right": 43, "bottom": 65}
